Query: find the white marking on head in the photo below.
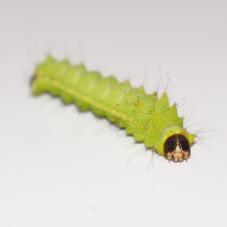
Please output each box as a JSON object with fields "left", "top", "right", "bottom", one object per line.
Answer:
{"left": 175, "top": 141, "right": 182, "bottom": 153}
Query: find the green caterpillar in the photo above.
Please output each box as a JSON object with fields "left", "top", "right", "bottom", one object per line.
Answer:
{"left": 31, "top": 56, "right": 196, "bottom": 162}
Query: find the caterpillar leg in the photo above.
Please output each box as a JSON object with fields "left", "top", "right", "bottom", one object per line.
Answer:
{"left": 164, "top": 134, "right": 190, "bottom": 162}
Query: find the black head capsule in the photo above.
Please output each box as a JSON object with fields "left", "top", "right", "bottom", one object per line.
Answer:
{"left": 164, "top": 134, "right": 190, "bottom": 162}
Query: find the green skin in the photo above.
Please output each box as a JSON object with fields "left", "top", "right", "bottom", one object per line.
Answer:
{"left": 31, "top": 56, "right": 196, "bottom": 156}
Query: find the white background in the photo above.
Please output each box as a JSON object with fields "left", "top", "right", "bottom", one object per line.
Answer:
{"left": 0, "top": 0, "right": 227, "bottom": 226}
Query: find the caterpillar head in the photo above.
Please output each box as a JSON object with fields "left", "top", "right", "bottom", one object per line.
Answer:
{"left": 164, "top": 134, "right": 190, "bottom": 162}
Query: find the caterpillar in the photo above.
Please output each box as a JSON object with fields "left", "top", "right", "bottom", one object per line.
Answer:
{"left": 31, "top": 56, "right": 196, "bottom": 162}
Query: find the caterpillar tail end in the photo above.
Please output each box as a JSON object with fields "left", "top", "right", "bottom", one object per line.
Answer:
{"left": 30, "top": 73, "right": 45, "bottom": 97}
{"left": 30, "top": 74, "right": 39, "bottom": 96}
{"left": 30, "top": 74, "right": 37, "bottom": 87}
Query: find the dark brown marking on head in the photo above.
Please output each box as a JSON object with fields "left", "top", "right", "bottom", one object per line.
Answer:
{"left": 164, "top": 134, "right": 190, "bottom": 162}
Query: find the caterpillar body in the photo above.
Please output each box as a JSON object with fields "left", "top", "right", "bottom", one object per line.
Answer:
{"left": 31, "top": 56, "right": 196, "bottom": 162}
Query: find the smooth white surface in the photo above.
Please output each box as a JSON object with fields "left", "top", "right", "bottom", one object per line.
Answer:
{"left": 0, "top": 0, "right": 227, "bottom": 226}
